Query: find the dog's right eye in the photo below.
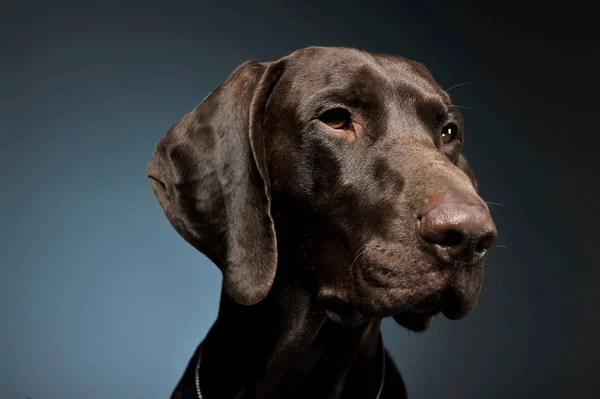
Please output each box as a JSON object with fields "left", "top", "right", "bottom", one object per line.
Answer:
{"left": 441, "top": 123, "right": 459, "bottom": 144}
{"left": 319, "top": 108, "right": 353, "bottom": 130}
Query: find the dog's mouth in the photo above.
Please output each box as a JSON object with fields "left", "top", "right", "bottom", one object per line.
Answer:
{"left": 321, "top": 297, "right": 442, "bottom": 330}
{"left": 391, "top": 299, "right": 443, "bottom": 332}
{"left": 322, "top": 297, "right": 445, "bottom": 331}
{"left": 320, "top": 267, "right": 483, "bottom": 331}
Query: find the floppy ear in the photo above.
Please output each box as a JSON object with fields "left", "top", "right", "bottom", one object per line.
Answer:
{"left": 457, "top": 153, "right": 479, "bottom": 192}
{"left": 146, "top": 59, "right": 286, "bottom": 305}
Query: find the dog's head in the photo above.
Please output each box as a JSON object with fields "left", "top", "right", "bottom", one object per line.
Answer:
{"left": 147, "top": 46, "right": 497, "bottom": 332}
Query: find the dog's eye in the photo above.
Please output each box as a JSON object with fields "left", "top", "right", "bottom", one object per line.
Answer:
{"left": 319, "top": 108, "right": 352, "bottom": 130}
{"left": 441, "top": 123, "right": 458, "bottom": 144}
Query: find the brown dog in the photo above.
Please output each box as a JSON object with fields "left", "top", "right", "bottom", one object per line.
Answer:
{"left": 147, "top": 46, "right": 497, "bottom": 399}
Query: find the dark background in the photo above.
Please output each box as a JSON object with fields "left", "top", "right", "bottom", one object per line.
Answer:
{"left": 2, "top": 1, "right": 598, "bottom": 398}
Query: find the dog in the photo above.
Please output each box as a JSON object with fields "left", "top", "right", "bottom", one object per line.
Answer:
{"left": 147, "top": 46, "right": 497, "bottom": 399}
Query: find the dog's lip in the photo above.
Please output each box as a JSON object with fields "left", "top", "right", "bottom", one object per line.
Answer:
{"left": 392, "top": 312, "right": 438, "bottom": 332}
{"left": 395, "top": 297, "right": 442, "bottom": 319}
{"left": 391, "top": 298, "right": 443, "bottom": 331}
{"left": 405, "top": 302, "right": 441, "bottom": 317}
{"left": 321, "top": 294, "right": 442, "bottom": 321}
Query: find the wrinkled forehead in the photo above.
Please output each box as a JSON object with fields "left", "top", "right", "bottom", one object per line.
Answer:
{"left": 278, "top": 47, "right": 452, "bottom": 119}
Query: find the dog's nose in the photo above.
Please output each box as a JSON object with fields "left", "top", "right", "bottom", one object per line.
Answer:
{"left": 418, "top": 198, "right": 497, "bottom": 265}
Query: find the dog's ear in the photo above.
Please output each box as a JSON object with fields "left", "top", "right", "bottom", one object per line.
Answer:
{"left": 457, "top": 153, "right": 479, "bottom": 192}
{"left": 147, "top": 59, "right": 286, "bottom": 305}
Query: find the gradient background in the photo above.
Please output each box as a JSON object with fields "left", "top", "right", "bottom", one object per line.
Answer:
{"left": 2, "top": 1, "right": 598, "bottom": 398}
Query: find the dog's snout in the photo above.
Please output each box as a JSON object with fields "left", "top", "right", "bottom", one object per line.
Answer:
{"left": 418, "top": 198, "right": 497, "bottom": 265}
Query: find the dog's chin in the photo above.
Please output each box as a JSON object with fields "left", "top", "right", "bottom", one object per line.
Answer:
{"left": 392, "top": 287, "right": 479, "bottom": 332}
{"left": 391, "top": 297, "right": 443, "bottom": 332}
{"left": 323, "top": 298, "right": 474, "bottom": 330}
{"left": 392, "top": 312, "right": 438, "bottom": 332}
{"left": 323, "top": 304, "right": 441, "bottom": 331}
{"left": 321, "top": 265, "right": 483, "bottom": 329}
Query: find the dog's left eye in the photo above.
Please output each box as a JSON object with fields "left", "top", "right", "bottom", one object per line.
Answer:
{"left": 441, "top": 123, "right": 458, "bottom": 144}
{"left": 319, "top": 108, "right": 352, "bottom": 130}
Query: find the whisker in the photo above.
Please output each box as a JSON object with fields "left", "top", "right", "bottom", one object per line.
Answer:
{"left": 351, "top": 244, "right": 372, "bottom": 268}
{"left": 445, "top": 81, "right": 475, "bottom": 92}
{"left": 494, "top": 245, "right": 507, "bottom": 249}
{"left": 454, "top": 104, "right": 475, "bottom": 112}
{"left": 485, "top": 201, "right": 505, "bottom": 207}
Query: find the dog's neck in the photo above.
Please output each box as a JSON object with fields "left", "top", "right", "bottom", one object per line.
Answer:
{"left": 189, "top": 203, "right": 385, "bottom": 399}
{"left": 197, "top": 263, "right": 384, "bottom": 399}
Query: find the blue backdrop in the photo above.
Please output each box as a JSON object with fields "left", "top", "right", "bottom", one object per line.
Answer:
{"left": 2, "top": 1, "right": 597, "bottom": 398}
